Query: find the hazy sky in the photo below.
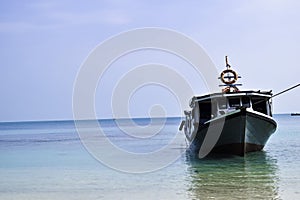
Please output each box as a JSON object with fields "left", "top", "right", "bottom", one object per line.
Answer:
{"left": 0, "top": 0, "right": 299, "bottom": 121}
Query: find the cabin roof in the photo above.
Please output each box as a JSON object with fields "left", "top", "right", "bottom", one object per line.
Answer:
{"left": 192, "top": 90, "right": 272, "bottom": 103}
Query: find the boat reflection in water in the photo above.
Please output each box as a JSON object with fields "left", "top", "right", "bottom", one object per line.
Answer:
{"left": 185, "top": 151, "right": 280, "bottom": 199}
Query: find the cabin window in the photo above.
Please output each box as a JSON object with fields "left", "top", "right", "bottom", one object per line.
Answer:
{"left": 199, "top": 102, "right": 211, "bottom": 123}
{"left": 218, "top": 98, "right": 227, "bottom": 109}
{"left": 229, "top": 98, "right": 240, "bottom": 107}
{"left": 242, "top": 96, "right": 250, "bottom": 108}
{"left": 252, "top": 98, "right": 267, "bottom": 115}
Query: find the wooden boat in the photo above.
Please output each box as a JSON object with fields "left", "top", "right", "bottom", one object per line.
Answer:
{"left": 180, "top": 57, "right": 277, "bottom": 156}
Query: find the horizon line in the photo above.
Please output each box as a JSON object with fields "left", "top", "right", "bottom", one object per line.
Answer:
{"left": 0, "top": 113, "right": 295, "bottom": 124}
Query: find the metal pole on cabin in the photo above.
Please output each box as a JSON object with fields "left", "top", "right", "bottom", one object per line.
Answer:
{"left": 251, "top": 83, "right": 300, "bottom": 106}
{"left": 272, "top": 83, "right": 300, "bottom": 98}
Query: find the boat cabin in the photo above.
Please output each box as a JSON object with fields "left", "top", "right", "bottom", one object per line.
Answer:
{"left": 184, "top": 56, "right": 274, "bottom": 126}
{"left": 191, "top": 91, "right": 273, "bottom": 124}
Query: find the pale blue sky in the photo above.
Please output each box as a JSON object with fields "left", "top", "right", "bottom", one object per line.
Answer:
{"left": 0, "top": 0, "right": 299, "bottom": 121}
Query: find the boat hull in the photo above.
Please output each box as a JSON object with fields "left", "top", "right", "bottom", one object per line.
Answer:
{"left": 188, "top": 108, "right": 277, "bottom": 156}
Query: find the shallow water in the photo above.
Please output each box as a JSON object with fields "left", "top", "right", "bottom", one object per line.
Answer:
{"left": 0, "top": 115, "right": 299, "bottom": 199}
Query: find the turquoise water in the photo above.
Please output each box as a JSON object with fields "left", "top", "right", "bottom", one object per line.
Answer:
{"left": 0, "top": 115, "right": 299, "bottom": 199}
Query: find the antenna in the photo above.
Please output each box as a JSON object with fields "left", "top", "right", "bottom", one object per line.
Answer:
{"left": 225, "top": 56, "right": 231, "bottom": 69}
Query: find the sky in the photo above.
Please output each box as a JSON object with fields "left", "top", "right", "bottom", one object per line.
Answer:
{"left": 0, "top": 0, "right": 300, "bottom": 122}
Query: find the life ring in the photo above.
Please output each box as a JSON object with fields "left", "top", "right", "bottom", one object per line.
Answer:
{"left": 220, "top": 69, "right": 238, "bottom": 85}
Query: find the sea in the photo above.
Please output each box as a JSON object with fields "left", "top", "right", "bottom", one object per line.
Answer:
{"left": 0, "top": 114, "right": 299, "bottom": 200}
